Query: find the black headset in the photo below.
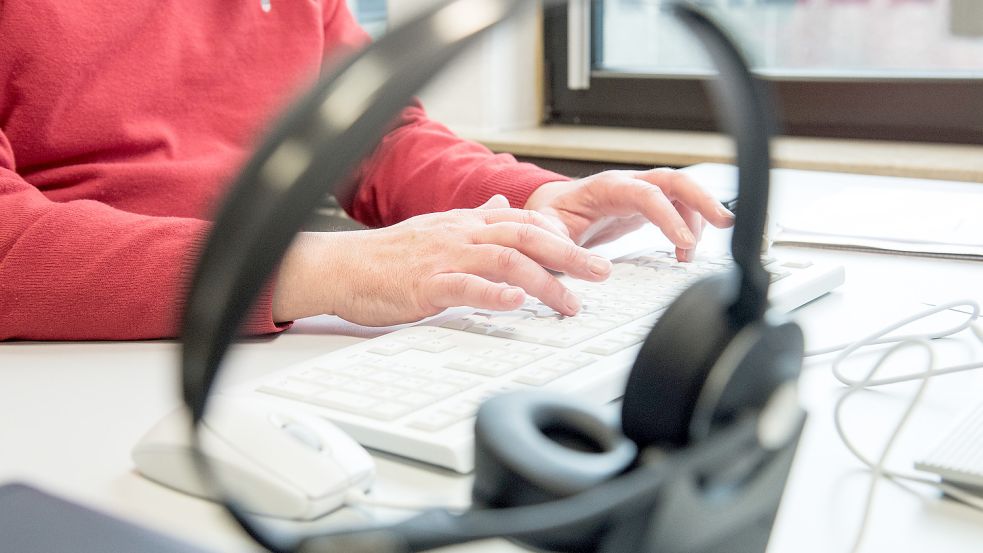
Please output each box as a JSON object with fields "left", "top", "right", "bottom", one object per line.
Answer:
{"left": 180, "top": 1, "right": 807, "bottom": 552}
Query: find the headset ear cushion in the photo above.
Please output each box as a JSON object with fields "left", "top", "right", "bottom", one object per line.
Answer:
{"left": 472, "top": 391, "right": 637, "bottom": 510}
{"left": 621, "top": 273, "right": 740, "bottom": 450}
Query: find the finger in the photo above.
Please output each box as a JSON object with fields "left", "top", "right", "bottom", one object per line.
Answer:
{"left": 609, "top": 180, "right": 697, "bottom": 250}
{"left": 459, "top": 244, "right": 582, "bottom": 316}
{"left": 582, "top": 221, "right": 646, "bottom": 249}
{"left": 637, "top": 168, "right": 735, "bottom": 228}
{"left": 478, "top": 194, "right": 510, "bottom": 210}
{"left": 674, "top": 201, "right": 704, "bottom": 262}
{"left": 476, "top": 207, "right": 572, "bottom": 241}
{"left": 533, "top": 209, "right": 572, "bottom": 244}
{"left": 423, "top": 273, "right": 527, "bottom": 312}
{"left": 474, "top": 222, "right": 611, "bottom": 281}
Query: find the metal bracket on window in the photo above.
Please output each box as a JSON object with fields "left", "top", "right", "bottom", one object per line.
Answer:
{"left": 567, "top": 0, "right": 591, "bottom": 90}
{"left": 950, "top": 0, "right": 983, "bottom": 37}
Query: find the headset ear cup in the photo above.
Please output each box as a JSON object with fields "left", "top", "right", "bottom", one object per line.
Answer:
{"left": 472, "top": 391, "right": 637, "bottom": 552}
{"left": 622, "top": 270, "right": 806, "bottom": 452}
{"left": 689, "top": 317, "right": 804, "bottom": 443}
{"left": 473, "top": 391, "right": 637, "bottom": 506}
{"left": 621, "top": 273, "right": 740, "bottom": 450}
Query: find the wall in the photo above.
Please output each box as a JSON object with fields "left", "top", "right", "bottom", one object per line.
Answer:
{"left": 386, "top": 0, "right": 543, "bottom": 133}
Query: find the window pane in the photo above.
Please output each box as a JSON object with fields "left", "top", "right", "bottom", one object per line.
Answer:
{"left": 599, "top": 0, "right": 983, "bottom": 78}
{"left": 348, "top": 0, "right": 387, "bottom": 37}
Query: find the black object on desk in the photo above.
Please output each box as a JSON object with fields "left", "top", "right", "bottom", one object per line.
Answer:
{"left": 0, "top": 482, "right": 211, "bottom": 553}
{"left": 179, "top": 1, "right": 806, "bottom": 552}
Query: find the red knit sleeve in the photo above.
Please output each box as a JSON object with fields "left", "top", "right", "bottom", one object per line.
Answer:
{"left": 0, "top": 129, "right": 285, "bottom": 341}
{"left": 322, "top": 1, "right": 570, "bottom": 228}
{"left": 347, "top": 102, "right": 569, "bottom": 227}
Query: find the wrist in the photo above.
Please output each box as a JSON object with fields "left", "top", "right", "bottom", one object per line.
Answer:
{"left": 523, "top": 180, "right": 571, "bottom": 211}
{"left": 271, "top": 232, "right": 344, "bottom": 323}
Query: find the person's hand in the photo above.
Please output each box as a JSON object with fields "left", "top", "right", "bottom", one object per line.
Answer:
{"left": 524, "top": 168, "right": 735, "bottom": 262}
{"left": 271, "top": 196, "right": 612, "bottom": 325}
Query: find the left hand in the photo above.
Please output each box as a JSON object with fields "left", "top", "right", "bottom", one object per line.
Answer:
{"left": 523, "top": 168, "right": 735, "bottom": 262}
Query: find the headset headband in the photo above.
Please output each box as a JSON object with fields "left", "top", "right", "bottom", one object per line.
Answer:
{"left": 180, "top": 1, "right": 781, "bottom": 551}
{"left": 181, "top": 0, "right": 775, "bottom": 425}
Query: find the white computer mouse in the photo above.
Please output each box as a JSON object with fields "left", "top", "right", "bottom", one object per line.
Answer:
{"left": 132, "top": 394, "right": 375, "bottom": 520}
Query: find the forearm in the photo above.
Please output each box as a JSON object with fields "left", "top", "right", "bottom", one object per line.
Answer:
{"left": 0, "top": 176, "right": 284, "bottom": 341}
{"left": 319, "top": 1, "right": 566, "bottom": 226}
{"left": 346, "top": 103, "right": 569, "bottom": 227}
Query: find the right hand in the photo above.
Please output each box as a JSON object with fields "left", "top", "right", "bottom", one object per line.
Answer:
{"left": 271, "top": 195, "right": 614, "bottom": 326}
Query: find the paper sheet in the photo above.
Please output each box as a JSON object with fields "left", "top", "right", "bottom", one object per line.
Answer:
{"left": 775, "top": 186, "right": 983, "bottom": 259}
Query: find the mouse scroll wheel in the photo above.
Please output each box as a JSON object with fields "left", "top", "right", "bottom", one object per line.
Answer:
{"left": 274, "top": 418, "right": 325, "bottom": 452}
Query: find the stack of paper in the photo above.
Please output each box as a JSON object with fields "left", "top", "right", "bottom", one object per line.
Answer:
{"left": 775, "top": 186, "right": 983, "bottom": 260}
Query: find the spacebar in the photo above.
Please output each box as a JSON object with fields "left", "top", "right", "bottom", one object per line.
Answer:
{"left": 465, "top": 324, "right": 601, "bottom": 348}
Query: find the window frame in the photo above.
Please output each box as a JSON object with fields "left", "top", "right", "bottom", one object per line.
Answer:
{"left": 542, "top": 4, "right": 983, "bottom": 145}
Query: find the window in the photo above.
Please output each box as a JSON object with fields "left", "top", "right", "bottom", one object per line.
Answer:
{"left": 348, "top": 0, "right": 387, "bottom": 37}
{"left": 545, "top": 0, "right": 983, "bottom": 144}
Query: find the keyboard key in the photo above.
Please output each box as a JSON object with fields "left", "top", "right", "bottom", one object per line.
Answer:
{"left": 441, "top": 400, "right": 480, "bottom": 418}
{"left": 476, "top": 350, "right": 535, "bottom": 366}
{"left": 366, "top": 402, "right": 414, "bottom": 421}
{"left": 368, "top": 342, "right": 410, "bottom": 356}
{"left": 311, "top": 390, "right": 379, "bottom": 412}
{"left": 394, "top": 376, "right": 430, "bottom": 390}
{"left": 438, "top": 373, "right": 480, "bottom": 389}
{"left": 769, "top": 270, "right": 792, "bottom": 282}
{"left": 514, "top": 367, "right": 563, "bottom": 386}
{"left": 364, "top": 370, "right": 402, "bottom": 384}
{"left": 340, "top": 380, "right": 376, "bottom": 394}
{"left": 411, "top": 339, "right": 456, "bottom": 353}
{"left": 425, "top": 382, "right": 463, "bottom": 396}
{"left": 399, "top": 391, "right": 439, "bottom": 408}
{"left": 396, "top": 328, "right": 452, "bottom": 342}
{"left": 556, "top": 351, "right": 599, "bottom": 368}
{"left": 445, "top": 357, "right": 517, "bottom": 377}
{"left": 309, "top": 373, "right": 352, "bottom": 387}
{"left": 367, "top": 386, "right": 404, "bottom": 400}
{"left": 441, "top": 317, "right": 476, "bottom": 331}
{"left": 257, "top": 379, "right": 322, "bottom": 399}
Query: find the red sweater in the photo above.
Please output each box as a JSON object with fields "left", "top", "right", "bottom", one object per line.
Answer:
{"left": 0, "top": 1, "right": 565, "bottom": 341}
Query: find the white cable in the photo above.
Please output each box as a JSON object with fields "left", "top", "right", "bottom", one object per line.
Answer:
{"left": 343, "top": 488, "right": 468, "bottom": 513}
{"left": 806, "top": 299, "right": 979, "bottom": 358}
{"left": 342, "top": 300, "right": 983, "bottom": 546}
{"left": 813, "top": 299, "right": 983, "bottom": 553}
{"left": 833, "top": 339, "right": 934, "bottom": 553}
{"left": 805, "top": 300, "right": 983, "bottom": 388}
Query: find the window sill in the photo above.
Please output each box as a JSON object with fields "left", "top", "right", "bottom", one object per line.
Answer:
{"left": 456, "top": 125, "right": 983, "bottom": 183}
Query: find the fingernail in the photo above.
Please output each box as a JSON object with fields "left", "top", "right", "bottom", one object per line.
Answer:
{"left": 502, "top": 287, "right": 524, "bottom": 304}
{"left": 678, "top": 248, "right": 693, "bottom": 262}
{"left": 718, "top": 205, "right": 735, "bottom": 219}
{"left": 678, "top": 227, "right": 696, "bottom": 248}
{"left": 564, "top": 290, "right": 581, "bottom": 314}
{"left": 588, "top": 255, "right": 612, "bottom": 277}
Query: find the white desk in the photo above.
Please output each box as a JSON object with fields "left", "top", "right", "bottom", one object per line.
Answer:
{"left": 2, "top": 165, "right": 983, "bottom": 553}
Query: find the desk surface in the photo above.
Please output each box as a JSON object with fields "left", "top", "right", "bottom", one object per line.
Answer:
{"left": 3, "top": 165, "right": 983, "bottom": 553}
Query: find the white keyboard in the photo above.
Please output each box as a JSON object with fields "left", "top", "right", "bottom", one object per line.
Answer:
{"left": 236, "top": 247, "right": 844, "bottom": 472}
